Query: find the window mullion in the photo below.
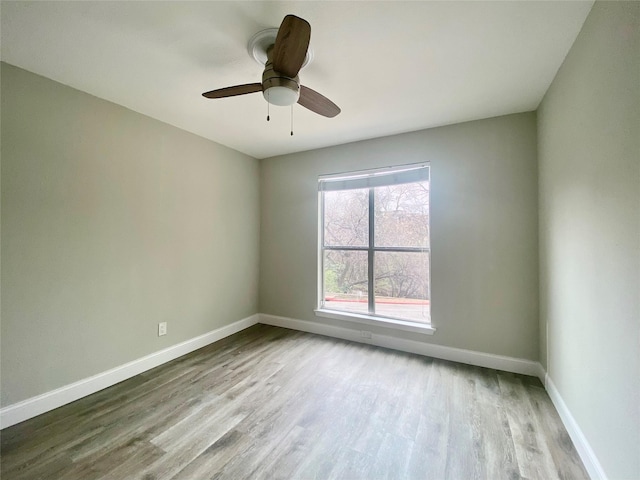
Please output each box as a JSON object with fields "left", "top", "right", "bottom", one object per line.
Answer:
{"left": 368, "top": 187, "right": 375, "bottom": 314}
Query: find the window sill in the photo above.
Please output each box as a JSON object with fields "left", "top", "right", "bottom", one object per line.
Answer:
{"left": 314, "top": 309, "right": 435, "bottom": 335}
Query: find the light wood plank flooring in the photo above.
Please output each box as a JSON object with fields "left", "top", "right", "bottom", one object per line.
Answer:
{"left": 0, "top": 325, "right": 588, "bottom": 480}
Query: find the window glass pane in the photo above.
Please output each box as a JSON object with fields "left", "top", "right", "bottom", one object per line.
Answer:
{"left": 323, "top": 189, "right": 368, "bottom": 247}
{"left": 323, "top": 250, "right": 368, "bottom": 314}
{"left": 374, "top": 182, "right": 429, "bottom": 248}
{"left": 374, "top": 251, "right": 430, "bottom": 323}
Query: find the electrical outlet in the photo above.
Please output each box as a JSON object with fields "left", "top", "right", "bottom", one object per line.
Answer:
{"left": 360, "top": 330, "right": 372, "bottom": 339}
{"left": 158, "top": 322, "right": 167, "bottom": 337}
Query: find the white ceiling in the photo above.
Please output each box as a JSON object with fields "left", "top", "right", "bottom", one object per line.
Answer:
{"left": 1, "top": 1, "right": 593, "bottom": 159}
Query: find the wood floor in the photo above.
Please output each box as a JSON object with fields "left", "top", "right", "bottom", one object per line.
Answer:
{"left": 1, "top": 325, "right": 588, "bottom": 480}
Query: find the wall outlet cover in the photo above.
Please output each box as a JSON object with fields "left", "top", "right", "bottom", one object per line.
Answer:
{"left": 158, "top": 322, "right": 167, "bottom": 336}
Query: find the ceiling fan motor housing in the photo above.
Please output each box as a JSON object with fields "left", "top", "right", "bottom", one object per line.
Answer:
{"left": 262, "top": 60, "right": 300, "bottom": 106}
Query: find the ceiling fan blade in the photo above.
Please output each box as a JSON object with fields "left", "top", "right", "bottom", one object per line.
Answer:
{"left": 202, "top": 83, "right": 262, "bottom": 99}
{"left": 298, "top": 85, "right": 341, "bottom": 118}
{"left": 272, "top": 15, "right": 311, "bottom": 78}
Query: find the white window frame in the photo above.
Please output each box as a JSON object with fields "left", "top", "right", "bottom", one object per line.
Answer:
{"left": 315, "top": 163, "right": 435, "bottom": 335}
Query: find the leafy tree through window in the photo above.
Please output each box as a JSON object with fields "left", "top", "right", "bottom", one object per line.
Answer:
{"left": 319, "top": 165, "right": 430, "bottom": 324}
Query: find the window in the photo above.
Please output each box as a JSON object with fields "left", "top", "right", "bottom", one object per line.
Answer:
{"left": 317, "top": 164, "right": 431, "bottom": 329}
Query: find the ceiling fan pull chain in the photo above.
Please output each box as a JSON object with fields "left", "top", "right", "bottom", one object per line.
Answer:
{"left": 290, "top": 104, "right": 294, "bottom": 136}
{"left": 267, "top": 90, "right": 270, "bottom": 121}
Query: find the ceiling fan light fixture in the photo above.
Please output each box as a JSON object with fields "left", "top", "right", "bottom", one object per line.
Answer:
{"left": 264, "top": 85, "right": 300, "bottom": 106}
{"left": 262, "top": 72, "right": 300, "bottom": 106}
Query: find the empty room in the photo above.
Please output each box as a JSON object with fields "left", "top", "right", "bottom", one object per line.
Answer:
{"left": 0, "top": 1, "right": 638, "bottom": 479}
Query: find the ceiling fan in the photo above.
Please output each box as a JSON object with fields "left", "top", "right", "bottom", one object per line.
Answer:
{"left": 202, "top": 14, "right": 340, "bottom": 119}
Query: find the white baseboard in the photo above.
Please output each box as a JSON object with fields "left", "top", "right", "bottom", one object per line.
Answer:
{"left": 545, "top": 374, "right": 607, "bottom": 480}
{"left": 0, "top": 314, "right": 260, "bottom": 429}
{"left": 259, "top": 313, "right": 542, "bottom": 378}
{"left": 535, "top": 362, "right": 547, "bottom": 385}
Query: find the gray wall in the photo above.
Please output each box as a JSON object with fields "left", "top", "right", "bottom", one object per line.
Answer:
{"left": 260, "top": 113, "right": 539, "bottom": 360}
{"left": 1, "top": 64, "right": 260, "bottom": 407}
{"left": 538, "top": 2, "right": 640, "bottom": 479}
